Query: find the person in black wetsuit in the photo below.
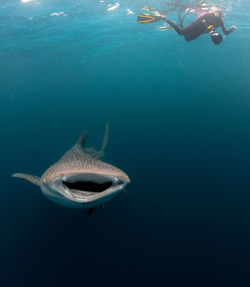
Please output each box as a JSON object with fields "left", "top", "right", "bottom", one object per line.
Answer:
{"left": 161, "top": 7, "right": 236, "bottom": 44}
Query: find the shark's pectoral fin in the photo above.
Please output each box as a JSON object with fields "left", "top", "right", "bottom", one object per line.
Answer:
{"left": 87, "top": 207, "right": 95, "bottom": 215}
{"left": 12, "top": 173, "right": 41, "bottom": 186}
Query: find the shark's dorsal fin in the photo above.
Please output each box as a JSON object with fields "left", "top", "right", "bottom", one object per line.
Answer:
{"left": 83, "top": 122, "right": 109, "bottom": 159}
{"left": 75, "top": 131, "right": 88, "bottom": 150}
{"left": 60, "top": 122, "right": 109, "bottom": 161}
{"left": 12, "top": 173, "right": 41, "bottom": 186}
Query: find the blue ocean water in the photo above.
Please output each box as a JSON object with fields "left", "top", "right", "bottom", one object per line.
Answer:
{"left": 1, "top": 0, "right": 250, "bottom": 286}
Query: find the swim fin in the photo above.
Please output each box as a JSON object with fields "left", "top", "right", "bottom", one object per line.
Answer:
{"left": 137, "top": 14, "right": 162, "bottom": 24}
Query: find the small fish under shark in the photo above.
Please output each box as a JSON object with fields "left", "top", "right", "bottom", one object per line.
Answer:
{"left": 12, "top": 123, "right": 130, "bottom": 210}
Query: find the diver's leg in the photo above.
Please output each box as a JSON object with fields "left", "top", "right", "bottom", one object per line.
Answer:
{"left": 182, "top": 22, "right": 205, "bottom": 41}
{"left": 184, "top": 33, "right": 200, "bottom": 41}
{"left": 178, "top": 11, "right": 185, "bottom": 28}
{"left": 162, "top": 16, "right": 184, "bottom": 35}
{"left": 161, "top": 16, "right": 204, "bottom": 40}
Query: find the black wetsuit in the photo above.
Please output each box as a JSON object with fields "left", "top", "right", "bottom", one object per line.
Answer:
{"left": 166, "top": 12, "right": 234, "bottom": 41}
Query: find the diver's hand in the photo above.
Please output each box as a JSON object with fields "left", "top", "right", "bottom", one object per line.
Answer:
{"left": 231, "top": 25, "right": 236, "bottom": 31}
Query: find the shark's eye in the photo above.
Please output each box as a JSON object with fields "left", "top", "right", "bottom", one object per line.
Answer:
{"left": 63, "top": 181, "right": 113, "bottom": 193}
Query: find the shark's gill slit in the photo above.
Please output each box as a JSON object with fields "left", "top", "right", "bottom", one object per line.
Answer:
{"left": 63, "top": 181, "right": 113, "bottom": 193}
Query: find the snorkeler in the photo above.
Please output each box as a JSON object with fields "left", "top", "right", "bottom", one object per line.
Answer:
{"left": 162, "top": 7, "right": 236, "bottom": 44}
{"left": 138, "top": 6, "right": 236, "bottom": 44}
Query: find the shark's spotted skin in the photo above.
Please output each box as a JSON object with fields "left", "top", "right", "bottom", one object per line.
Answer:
{"left": 12, "top": 123, "right": 130, "bottom": 209}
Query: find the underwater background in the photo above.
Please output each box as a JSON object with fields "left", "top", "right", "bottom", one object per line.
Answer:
{"left": 1, "top": 0, "right": 250, "bottom": 286}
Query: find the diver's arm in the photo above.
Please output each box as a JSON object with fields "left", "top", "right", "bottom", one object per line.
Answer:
{"left": 221, "top": 21, "right": 236, "bottom": 35}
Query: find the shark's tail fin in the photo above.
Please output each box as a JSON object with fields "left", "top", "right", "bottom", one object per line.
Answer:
{"left": 12, "top": 173, "right": 41, "bottom": 186}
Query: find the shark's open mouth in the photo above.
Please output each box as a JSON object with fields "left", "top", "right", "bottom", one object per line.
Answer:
{"left": 63, "top": 180, "right": 113, "bottom": 193}
{"left": 61, "top": 173, "right": 126, "bottom": 201}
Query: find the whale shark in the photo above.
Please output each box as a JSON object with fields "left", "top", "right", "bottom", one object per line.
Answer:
{"left": 12, "top": 123, "right": 130, "bottom": 209}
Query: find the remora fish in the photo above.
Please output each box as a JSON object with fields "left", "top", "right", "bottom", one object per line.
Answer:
{"left": 12, "top": 123, "right": 130, "bottom": 209}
